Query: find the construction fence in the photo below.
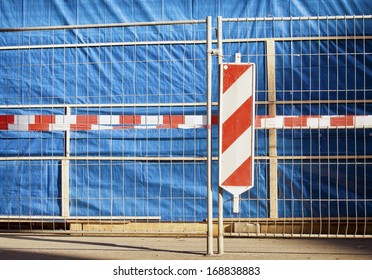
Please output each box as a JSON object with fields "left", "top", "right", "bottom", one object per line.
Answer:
{"left": 0, "top": 15, "right": 371, "bottom": 248}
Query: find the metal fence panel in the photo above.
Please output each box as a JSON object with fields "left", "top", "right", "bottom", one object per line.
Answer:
{"left": 1, "top": 15, "right": 371, "bottom": 244}
{"left": 0, "top": 19, "right": 213, "bottom": 236}
{"left": 220, "top": 15, "right": 372, "bottom": 238}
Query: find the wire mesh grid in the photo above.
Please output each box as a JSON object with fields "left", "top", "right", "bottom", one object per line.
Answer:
{"left": 220, "top": 15, "right": 372, "bottom": 237}
{"left": 1, "top": 15, "right": 371, "bottom": 238}
{"left": 0, "top": 19, "right": 211, "bottom": 234}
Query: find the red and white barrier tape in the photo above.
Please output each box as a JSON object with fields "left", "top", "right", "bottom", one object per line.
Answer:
{"left": 255, "top": 115, "right": 372, "bottom": 129}
{"left": 0, "top": 114, "right": 371, "bottom": 131}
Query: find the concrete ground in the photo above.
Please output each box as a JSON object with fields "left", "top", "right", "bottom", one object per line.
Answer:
{"left": 0, "top": 233, "right": 372, "bottom": 260}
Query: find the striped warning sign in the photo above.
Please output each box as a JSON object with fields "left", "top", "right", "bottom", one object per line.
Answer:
{"left": 219, "top": 63, "right": 255, "bottom": 212}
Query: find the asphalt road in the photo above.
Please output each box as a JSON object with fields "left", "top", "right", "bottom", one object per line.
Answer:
{"left": 0, "top": 233, "right": 371, "bottom": 260}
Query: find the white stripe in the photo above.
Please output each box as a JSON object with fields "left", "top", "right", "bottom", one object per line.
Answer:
{"left": 141, "top": 116, "right": 162, "bottom": 125}
{"left": 8, "top": 124, "right": 29, "bottom": 131}
{"left": 14, "top": 115, "right": 35, "bottom": 125}
{"left": 98, "top": 115, "right": 120, "bottom": 125}
{"left": 221, "top": 67, "right": 253, "bottom": 123}
{"left": 260, "top": 118, "right": 266, "bottom": 128}
{"left": 307, "top": 117, "right": 331, "bottom": 128}
{"left": 55, "top": 115, "right": 76, "bottom": 125}
{"left": 319, "top": 117, "right": 331, "bottom": 128}
{"left": 91, "top": 125, "right": 113, "bottom": 130}
{"left": 263, "top": 116, "right": 283, "bottom": 129}
{"left": 220, "top": 127, "right": 252, "bottom": 184}
{"left": 221, "top": 186, "right": 252, "bottom": 197}
{"left": 178, "top": 124, "right": 204, "bottom": 129}
{"left": 134, "top": 125, "right": 158, "bottom": 129}
{"left": 307, "top": 118, "right": 319, "bottom": 128}
{"left": 355, "top": 116, "right": 372, "bottom": 128}
{"left": 184, "top": 115, "right": 206, "bottom": 125}
{"left": 50, "top": 124, "right": 69, "bottom": 131}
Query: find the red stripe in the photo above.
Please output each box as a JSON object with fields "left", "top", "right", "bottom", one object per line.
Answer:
{"left": 330, "top": 116, "right": 354, "bottom": 126}
{"left": 0, "top": 115, "right": 13, "bottom": 130}
{"left": 70, "top": 124, "right": 92, "bottom": 130}
{"left": 255, "top": 115, "right": 267, "bottom": 128}
{"left": 0, "top": 116, "right": 7, "bottom": 124}
{"left": 212, "top": 115, "right": 219, "bottom": 125}
{"left": 223, "top": 64, "right": 250, "bottom": 93}
{"left": 0, "top": 115, "right": 14, "bottom": 124}
{"left": 163, "top": 115, "right": 184, "bottom": 128}
{"left": 35, "top": 115, "right": 55, "bottom": 124}
{"left": 283, "top": 116, "right": 308, "bottom": 127}
{"left": 222, "top": 156, "right": 252, "bottom": 187}
{"left": 29, "top": 124, "right": 50, "bottom": 131}
{"left": 76, "top": 115, "right": 98, "bottom": 124}
{"left": 222, "top": 97, "right": 253, "bottom": 153}
{"left": 157, "top": 124, "right": 172, "bottom": 129}
{"left": 120, "top": 115, "right": 141, "bottom": 125}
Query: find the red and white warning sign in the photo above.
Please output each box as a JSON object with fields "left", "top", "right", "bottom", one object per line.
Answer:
{"left": 219, "top": 63, "right": 255, "bottom": 213}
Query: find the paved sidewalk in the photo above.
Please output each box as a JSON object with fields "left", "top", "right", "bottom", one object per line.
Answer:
{"left": 0, "top": 233, "right": 371, "bottom": 260}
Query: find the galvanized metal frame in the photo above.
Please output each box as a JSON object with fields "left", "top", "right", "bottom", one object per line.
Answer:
{"left": 0, "top": 18, "right": 214, "bottom": 252}
{"left": 206, "top": 16, "right": 213, "bottom": 255}
{"left": 219, "top": 14, "right": 372, "bottom": 240}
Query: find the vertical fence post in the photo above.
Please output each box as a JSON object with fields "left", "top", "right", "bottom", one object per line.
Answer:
{"left": 206, "top": 16, "right": 214, "bottom": 255}
{"left": 216, "top": 16, "right": 224, "bottom": 255}
{"left": 61, "top": 106, "right": 70, "bottom": 219}
{"left": 266, "top": 39, "right": 278, "bottom": 218}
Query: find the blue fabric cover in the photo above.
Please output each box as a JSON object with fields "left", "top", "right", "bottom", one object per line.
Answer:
{"left": 0, "top": 0, "right": 371, "bottom": 220}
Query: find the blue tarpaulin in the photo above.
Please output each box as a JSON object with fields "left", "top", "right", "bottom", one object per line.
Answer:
{"left": 0, "top": 0, "right": 372, "bottom": 220}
